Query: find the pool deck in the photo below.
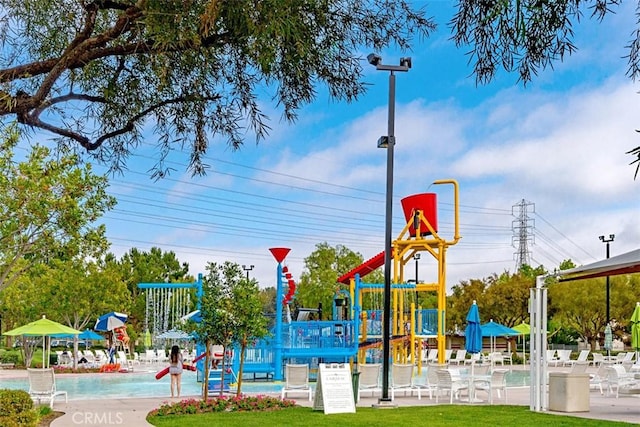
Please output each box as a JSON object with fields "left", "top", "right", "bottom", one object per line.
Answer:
{"left": 2, "top": 365, "right": 639, "bottom": 426}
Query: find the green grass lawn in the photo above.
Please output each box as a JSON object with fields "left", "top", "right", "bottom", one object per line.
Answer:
{"left": 148, "top": 405, "right": 632, "bottom": 426}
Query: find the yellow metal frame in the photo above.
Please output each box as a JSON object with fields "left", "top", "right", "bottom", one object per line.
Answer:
{"left": 392, "top": 179, "right": 460, "bottom": 366}
{"left": 350, "top": 179, "right": 460, "bottom": 368}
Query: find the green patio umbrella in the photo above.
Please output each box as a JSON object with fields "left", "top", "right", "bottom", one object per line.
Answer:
{"left": 630, "top": 302, "right": 640, "bottom": 361}
{"left": 512, "top": 323, "right": 530, "bottom": 364}
{"left": 4, "top": 315, "right": 81, "bottom": 368}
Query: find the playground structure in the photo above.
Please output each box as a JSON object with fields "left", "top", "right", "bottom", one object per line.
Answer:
{"left": 235, "top": 179, "right": 461, "bottom": 379}
{"left": 140, "top": 180, "right": 460, "bottom": 385}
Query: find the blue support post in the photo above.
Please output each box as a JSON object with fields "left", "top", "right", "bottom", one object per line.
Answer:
{"left": 274, "top": 262, "right": 284, "bottom": 381}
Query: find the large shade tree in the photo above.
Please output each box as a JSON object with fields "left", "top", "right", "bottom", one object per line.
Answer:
{"left": 0, "top": 0, "right": 435, "bottom": 177}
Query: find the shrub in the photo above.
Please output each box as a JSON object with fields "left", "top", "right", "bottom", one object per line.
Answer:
{"left": 0, "top": 389, "right": 37, "bottom": 427}
{"left": 148, "top": 395, "right": 297, "bottom": 417}
{"left": 0, "top": 351, "right": 20, "bottom": 364}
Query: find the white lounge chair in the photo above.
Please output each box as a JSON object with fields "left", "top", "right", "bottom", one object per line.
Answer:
{"left": 606, "top": 365, "right": 639, "bottom": 398}
{"left": 591, "top": 353, "right": 605, "bottom": 366}
{"left": 449, "top": 350, "right": 467, "bottom": 365}
{"left": 27, "top": 368, "right": 67, "bottom": 409}
{"left": 357, "top": 363, "right": 382, "bottom": 399}
{"left": 281, "top": 364, "right": 312, "bottom": 401}
{"left": 565, "top": 349, "right": 590, "bottom": 366}
{"left": 390, "top": 363, "right": 421, "bottom": 400}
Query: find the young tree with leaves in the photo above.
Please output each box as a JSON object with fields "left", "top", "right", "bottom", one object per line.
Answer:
{"left": 0, "top": 126, "right": 116, "bottom": 293}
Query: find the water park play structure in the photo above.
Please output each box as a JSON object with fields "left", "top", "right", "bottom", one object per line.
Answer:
{"left": 140, "top": 180, "right": 460, "bottom": 386}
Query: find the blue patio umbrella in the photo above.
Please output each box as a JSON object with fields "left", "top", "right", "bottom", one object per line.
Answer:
{"left": 464, "top": 300, "right": 483, "bottom": 354}
{"left": 94, "top": 311, "right": 127, "bottom": 332}
{"left": 480, "top": 320, "right": 520, "bottom": 353}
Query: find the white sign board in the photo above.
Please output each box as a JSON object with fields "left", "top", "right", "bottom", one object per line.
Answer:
{"left": 312, "top": 363, "right": 356, "bottom": 414}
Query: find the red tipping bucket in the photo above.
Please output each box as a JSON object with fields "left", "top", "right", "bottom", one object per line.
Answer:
{"left": 269, "top": 247, "right": 291, "bottom": 263}
{"left": 400, "top": 193, "right": 437, "bottom": 237}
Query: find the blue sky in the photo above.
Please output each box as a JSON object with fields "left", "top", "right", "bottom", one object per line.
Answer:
{"left": 94, "top": 2, "right": 640, "bottom": 291}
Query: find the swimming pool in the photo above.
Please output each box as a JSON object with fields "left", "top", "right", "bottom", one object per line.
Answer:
{"left": 0, "top": 369, "right": 284, "bottom": 400}
{"left": 0, "top": 368, "right": 530, "bottom": 400}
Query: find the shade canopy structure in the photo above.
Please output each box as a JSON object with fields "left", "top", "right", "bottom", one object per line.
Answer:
{"left": 531, "top": 247, "right": 640, "bottom": 412}
{"left": 631, "top": 303, "right": 640, "bottom": 360}
{"left": 559, "top": 248, "right": 640, "bottom": 282}
{"left": 464, "top": 301, "right": 483, "bottom": 354}
{"left": 94, "top": 312, "right": 127, "bottom": 332}
{"left": 3, "top": 316, "right": 81, "bottom": 368}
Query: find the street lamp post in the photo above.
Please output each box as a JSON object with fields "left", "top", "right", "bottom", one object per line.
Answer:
{"left": 599, "top": 234, "right": 615, "bottom": 325}
{"left": 368, "top": 53, "right": 411, "bottom": 403}
{"left": 242, "top": 264, "right": 254, "bottom": 281}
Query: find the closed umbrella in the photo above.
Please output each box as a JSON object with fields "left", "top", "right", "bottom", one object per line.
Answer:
{"left": 630, "top": 302, "right": 640, "bottom": 361}
{"left": 464, "top": 300, "right": 482, "bottom": 354}
{"left": 3, "top": 315, "right": 81, "bottom": 368}
{"left": 603, "top": 324, "right": 613, "bottom": 357}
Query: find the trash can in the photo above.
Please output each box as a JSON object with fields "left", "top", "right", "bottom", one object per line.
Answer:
{"left": 352, "top": 371, "right": 360, "bottom": 403}
{"left": 548, "top": 372, "right": 589, "bottom": 412}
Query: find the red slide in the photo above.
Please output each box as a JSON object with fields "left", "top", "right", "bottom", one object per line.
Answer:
{"left": 155, "top": 353, "right": 206, "bottom": 380}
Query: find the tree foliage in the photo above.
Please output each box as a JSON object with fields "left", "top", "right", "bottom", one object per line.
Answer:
{"left": 192, "top": 261, "right": 267, "bottom": 398}
{"left": 116, "top": 247, "right": 191, "bottom": 333}
{"left": 295, "top": 242, "right": 367, "bottom": 320}
{"left": 450, "top": 0, "right": 640, "bottom": 176}
{"left": 0, "top": 126, "right": 116, "bottom": 292}
{"left": 0, "top": 0, "right": 434, "bottom": 177}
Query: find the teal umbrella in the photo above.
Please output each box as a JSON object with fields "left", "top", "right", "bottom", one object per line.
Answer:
{"left": 630, "top": 302, "right": 640, "bottom": 361}
{"left": 464, "top": 301, "right": 482, "bottom": 354}
{"left": 604, "top": 324, "right": 613, "bottom": 356}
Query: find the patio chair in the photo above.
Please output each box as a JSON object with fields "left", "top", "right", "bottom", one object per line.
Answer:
{"left": 614, "top": 352, "right": 627, "bottom": 364}
{"left": 546, "top": 349, "right": 559, "bottom": 366}
{"left": 357, "top": 363, "right": 382, "bottom": 399}
{"left": 488, "top": 352, "right": 504, "bottom": 366}
{"left": 419, "top": 366, "right": 439, "bottom": 399}
{"left": 570, "top": 362, "right": 589, "bottom": 374}
{"left": 565, "top": 349, "right": 590, "bottom": 367}
{"left": 591, "top": 353, "right": 605, "bottom": 366}
{"left": 281, "top": 364, "right": 312, "bottom": 401}
{"left": 606, "top": 365, "right": 638, "bottom": 398}
{"left": 464, "top": 352, "right": 481, "bottom": 365}
{"left": 145, "top": 349, "right": 157, "bottom": 364}
{"left": 435, "top": 369, "right": 468, "bottom": 403}
{"left": 473, "top": 369, "right": 508, "bottom": 404}
{"left": 553, "top": 350, "right": 572, "bottom": 366}
{"left": 449, "top": 349, "right": 467, "bottom": 365}
{"left": 27, "top": 368, "right": 67, "bottom": 409}
{"left": 622, "top": 352, "right": 635, "bottom": 363}
{"left": 390, "top": 363, "right": 422, "bottom": 400}
{"left": 423, "top": 349, "right": 438, "bottom": 364}
{"left": 444, "top": 349, "right": 453, "bottom": 364}
{"left": 590, "top": 363, "right": 608, "bottom": 394}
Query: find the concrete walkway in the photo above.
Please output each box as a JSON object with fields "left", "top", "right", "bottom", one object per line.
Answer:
{"left": 2, "top": 366, "right": 639, "bottom": 426}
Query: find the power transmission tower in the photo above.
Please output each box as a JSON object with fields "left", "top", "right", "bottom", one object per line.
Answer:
{"left": 512, "top": 199, "right": 535, "bottom": 270}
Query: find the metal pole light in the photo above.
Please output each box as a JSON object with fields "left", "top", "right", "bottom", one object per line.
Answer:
{"left": 242, "top": 264, "right": 254, "bottom": 281}
{"left": 367, "top": 53, "right": 411, "bottom": 403}
{"left": 598, "top": 234, "right": 615, "bottom": 325}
